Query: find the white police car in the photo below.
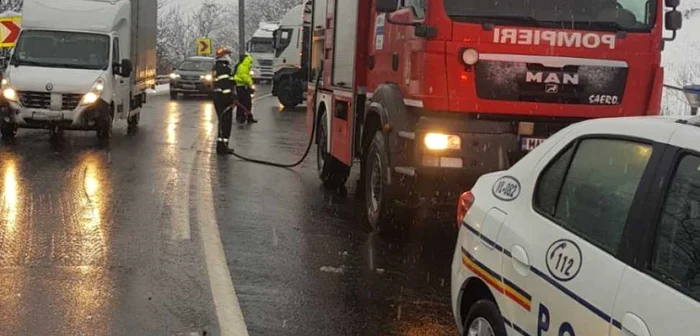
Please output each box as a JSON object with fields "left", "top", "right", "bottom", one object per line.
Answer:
{"left": 452, "top": 116, "right": 700, "bottom": 336}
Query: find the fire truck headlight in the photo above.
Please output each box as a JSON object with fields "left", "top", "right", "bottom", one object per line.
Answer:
{"left": 461, "top": 48, "right": 479, "bottom": 65}
{"left": 424, "top": 133, "right": 461, "bottom": 150}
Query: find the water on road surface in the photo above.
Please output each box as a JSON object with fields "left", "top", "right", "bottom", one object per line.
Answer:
{"left": 0, "top": 86, "right": 458, "bottom": 336}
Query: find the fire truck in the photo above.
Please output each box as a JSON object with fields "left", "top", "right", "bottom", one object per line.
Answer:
{"left": 305, "top": 0, "right": 683, "bottom": 230}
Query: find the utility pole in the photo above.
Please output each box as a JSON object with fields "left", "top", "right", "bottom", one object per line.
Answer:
{"left": 238, "top": 0, "right": 245, "bottom": 59}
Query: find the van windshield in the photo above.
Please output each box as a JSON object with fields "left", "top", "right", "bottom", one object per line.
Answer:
{"left": 443, "top": 0, "right": 655, "bottom": 31}
{"left": 12, "top": 30, "right": 110, "bottom": 70}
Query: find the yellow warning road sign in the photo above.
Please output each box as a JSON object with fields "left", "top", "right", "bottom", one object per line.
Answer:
{"left": 197, "top": 37, "right": 212, "bottom": 56}
{"left": 0, "top": 16, "right": 21, "bottom": 48}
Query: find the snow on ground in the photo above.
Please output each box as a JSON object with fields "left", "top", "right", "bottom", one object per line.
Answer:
{"left": 662, "top": 0, "right": 700, "bottom": 115}
{"left": 147, "top": 84, "right": 170, "bottom": 96}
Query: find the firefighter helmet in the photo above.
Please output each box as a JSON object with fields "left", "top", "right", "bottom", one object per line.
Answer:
{"left": 215, "top": 47, "right": 232, "bottom": 59}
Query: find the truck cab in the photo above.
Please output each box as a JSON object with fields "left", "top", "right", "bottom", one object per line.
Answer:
{"left": 247, "top": 21, "right": 280, "bottom": 83}
{"left": 0, "top": 0, "right": 156, "bottom": 143}
{"left": 272, "top": 4, "right": 306, "bottom": 108}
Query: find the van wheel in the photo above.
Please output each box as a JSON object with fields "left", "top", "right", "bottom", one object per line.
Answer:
{"left": 463, "top": 300, "right": 507, "bottom": 336}
{"left": 317, "top": 111, "right": 349, "bottom": 190}
{"left": 364, "top": 130, "right": 394, "bottom": 232}
{"left": 0, "top": 121, "right": 17, "bottom": 139}
{"left": 170, "top": 91, "right": 178, "bottom": 100}
{"left": 96, "top": 113, "right": 113, "bottom": 145}
{"left": 127, "top": 112, "right": 140, "bottom": 130}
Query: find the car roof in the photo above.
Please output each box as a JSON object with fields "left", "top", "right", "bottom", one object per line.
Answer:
{"left": 571, "top": 115, "right": 688, "bottom": 145}
{"left": 185, "top": 56, "right": 215, "bottom": 61}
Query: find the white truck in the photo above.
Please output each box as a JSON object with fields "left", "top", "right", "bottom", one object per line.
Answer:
{"left": 271, "top": 4, "right": 306, "bottom": 108}
{"left": 247, "top": 21, "right": 279, "bottom": 83}
{"left": 0, "top": 0, "right": 157, "bottom": 144}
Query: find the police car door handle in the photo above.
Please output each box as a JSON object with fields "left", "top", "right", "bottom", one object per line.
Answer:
{"left": 511, "top": 245, "right": 531, "bottom": 276}
{"left": 621, "top": 313, "right": 650, "bottom": 336}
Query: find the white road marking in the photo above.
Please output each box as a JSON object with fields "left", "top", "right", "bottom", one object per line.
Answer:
{"left": 252, "top": 93, "right": 272, "bottom": 102}
{"left": 194, "top": 121, "right": 249, "bottom": 335}
{"left": 170, "top": 151, "right": 195, "bottom": 241}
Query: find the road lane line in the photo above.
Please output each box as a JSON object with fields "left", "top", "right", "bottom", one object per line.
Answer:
{"left": 195, "top": 122, "right": 249, "bottom": 335}
{"left": 171, "top": 152, "right": 195, "bottom": 241}
{"left": 253, "top": 93, "right": 272, "bottom": 102}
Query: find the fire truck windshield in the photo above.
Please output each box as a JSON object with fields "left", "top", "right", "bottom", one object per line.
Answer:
{"left": 443, "top": 0, "right": 655, "bottom": 31}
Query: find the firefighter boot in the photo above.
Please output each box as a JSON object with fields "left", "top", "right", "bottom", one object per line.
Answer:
{"left": 217, "top": 140, "right": 234, "bottom": 155}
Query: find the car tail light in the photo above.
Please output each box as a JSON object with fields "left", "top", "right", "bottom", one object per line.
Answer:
{"left": 457, "top": 191, "right": 475, "bottom": 229}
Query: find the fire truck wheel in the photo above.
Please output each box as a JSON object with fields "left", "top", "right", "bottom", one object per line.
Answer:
{"left": 364, "top": 131, "right": 392, "bottom": 232}
{"left": 317, "top": 112, "right": 350, "bottom": 189}
{"left": 0, "top": 121, "right": 17, "bottom": 140}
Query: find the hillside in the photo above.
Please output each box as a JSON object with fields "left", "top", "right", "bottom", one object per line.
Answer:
{"left": 662, "top": 0, "right": 700, "bottom": 115}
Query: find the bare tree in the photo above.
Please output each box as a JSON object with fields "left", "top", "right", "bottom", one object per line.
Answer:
{"left": 0, "top": 0, "right": 22, "bottom": 12}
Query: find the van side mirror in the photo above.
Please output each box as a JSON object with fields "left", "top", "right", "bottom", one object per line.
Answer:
{"left": 119, "top": 59, "right": 133, "bottom": 77}
{"left": 665, "top": 10, "right": 682, "bottom": 31}
{"left": 665, "top": 0, "right": 680, "bottom": 8}
{"left": 375, "top": 0, "right": 398, "bottom": 13}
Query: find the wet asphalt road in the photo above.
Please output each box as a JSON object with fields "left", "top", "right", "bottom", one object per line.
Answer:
{"left": 0, "top": 85, "right": 458, "bottom": 336}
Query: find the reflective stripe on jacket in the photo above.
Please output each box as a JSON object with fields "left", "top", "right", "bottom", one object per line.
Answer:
{"left": 233, "top": 55, "right": 253, "bottom": 88}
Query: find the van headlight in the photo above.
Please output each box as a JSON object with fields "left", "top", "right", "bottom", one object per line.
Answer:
{"left": 424, "top": 133, "right": 462, "bottom": 150}
{"left": 170, "top": 73, "right": 181, "bottom": 79}
{"left": 3, "top": 88, "right": 17, "bottom": 102}
{"left": 201, "top": 74, "right": 213, "bottom": 81}
{"left": 81, "top": 77, "right": 105, "bottom": 105}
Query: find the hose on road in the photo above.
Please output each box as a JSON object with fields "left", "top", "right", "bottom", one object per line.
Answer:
{"left": 218, "top": 71, "right": 321, "bottom": 169}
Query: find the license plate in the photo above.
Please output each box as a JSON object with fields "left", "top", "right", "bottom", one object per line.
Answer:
{"left": 521, "top": 137, "right": 546, "bottom": 151}
{"left": 182, "top": 84, "right": 195, "bottom": 89}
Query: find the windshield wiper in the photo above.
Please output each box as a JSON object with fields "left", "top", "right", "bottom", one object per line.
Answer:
{"left": 14, "top": 59, "right": 50, "bottom": 67}
{"left": 450, "top": 14, "right": 544, "bottom": 27}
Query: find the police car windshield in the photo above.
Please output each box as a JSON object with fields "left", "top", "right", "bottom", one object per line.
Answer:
{"left": 12, "top": 30, "right": 110, "bottom": 70}
{"left": 179, "top": 60, "right": 215, "bottom": 71}
{"left": 443, "top": 0, "right": 655, "bottom": 31}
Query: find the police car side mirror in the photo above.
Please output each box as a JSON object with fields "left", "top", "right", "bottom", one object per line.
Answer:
{"left": 376, "top": 0, "right": 398, "bottom": 13}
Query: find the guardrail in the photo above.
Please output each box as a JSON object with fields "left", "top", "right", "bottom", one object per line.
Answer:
{"left": 664, "top": 84, "right": 700, "bottom": 116}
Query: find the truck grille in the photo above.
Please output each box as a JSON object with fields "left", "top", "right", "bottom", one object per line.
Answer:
{"left": 258, "top": 59, "right": 273, "bottom": 67}
{"left": 19, "top": 91, "right": 50, "bottom": 109}
{"left": 62, "top": 93, "right": 83, "bottom": 110}
{"left": 181, "top": 75, "right": 200, "bottom": 81}
{"left": 18, "top": 91, "right": 84, "bottom": 110}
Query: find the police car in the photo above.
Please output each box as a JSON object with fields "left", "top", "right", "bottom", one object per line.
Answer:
{"left": 452, "top": 115, "right": 700, "bottom": 336}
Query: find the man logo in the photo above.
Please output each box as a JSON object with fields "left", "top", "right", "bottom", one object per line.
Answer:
{"left": 46, "top": 83, "right": 53, "bottom": 92}
{"left": 545, "top": 84, "right": 559, "bottom": 93}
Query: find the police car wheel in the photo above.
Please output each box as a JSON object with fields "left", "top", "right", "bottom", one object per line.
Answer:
{"left": 463, "top": 300, "right": 507, "bottom": 336}
{"left": 0, "top": 121, "right": 17, "bottom": 139}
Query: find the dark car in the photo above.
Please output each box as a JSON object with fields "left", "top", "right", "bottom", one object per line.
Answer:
{"left": 169, "top": 56, "right": 216, "bottom": 99}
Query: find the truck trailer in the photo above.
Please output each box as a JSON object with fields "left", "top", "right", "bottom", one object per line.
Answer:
{"left": 306, "top": 0, "right": 683, "bottom": 230}
{"left": 0, "top": 0, "right": 157, "bottom": 143}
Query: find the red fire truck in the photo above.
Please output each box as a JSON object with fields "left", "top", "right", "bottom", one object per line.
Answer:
{"left": 305, "top": 0, "right": 683, "bottom": 230}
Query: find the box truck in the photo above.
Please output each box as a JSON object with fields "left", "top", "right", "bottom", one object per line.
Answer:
{"left": 0, "top": 0, "right": 157, "bottom": 143}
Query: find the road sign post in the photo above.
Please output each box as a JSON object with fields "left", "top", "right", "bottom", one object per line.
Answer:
{"left": 196, "top": 37, "right": 213, "bottom": 56}
{"left": 0, "top": 16, "right": 21, "bottom": 48}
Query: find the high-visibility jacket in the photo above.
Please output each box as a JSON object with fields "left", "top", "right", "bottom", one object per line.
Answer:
{"left": 212, "top": 60, "right": 236, "bottom": 96}
{"left": 233, "top": 55, "right": 253, "bottom": 88}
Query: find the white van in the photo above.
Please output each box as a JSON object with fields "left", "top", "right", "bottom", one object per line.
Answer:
{"left": 0, "top": 0, "right": 156, "bottom": 143}
{"left": 452, "top": 116, "right": 700, "bottom": 336}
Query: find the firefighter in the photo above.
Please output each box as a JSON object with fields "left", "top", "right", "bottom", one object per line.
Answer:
{"left": 233, "top": 53, "right": 258, "bottom": 124}
{"left": 212, "top": 47, "right": 236, "bottom": 154}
